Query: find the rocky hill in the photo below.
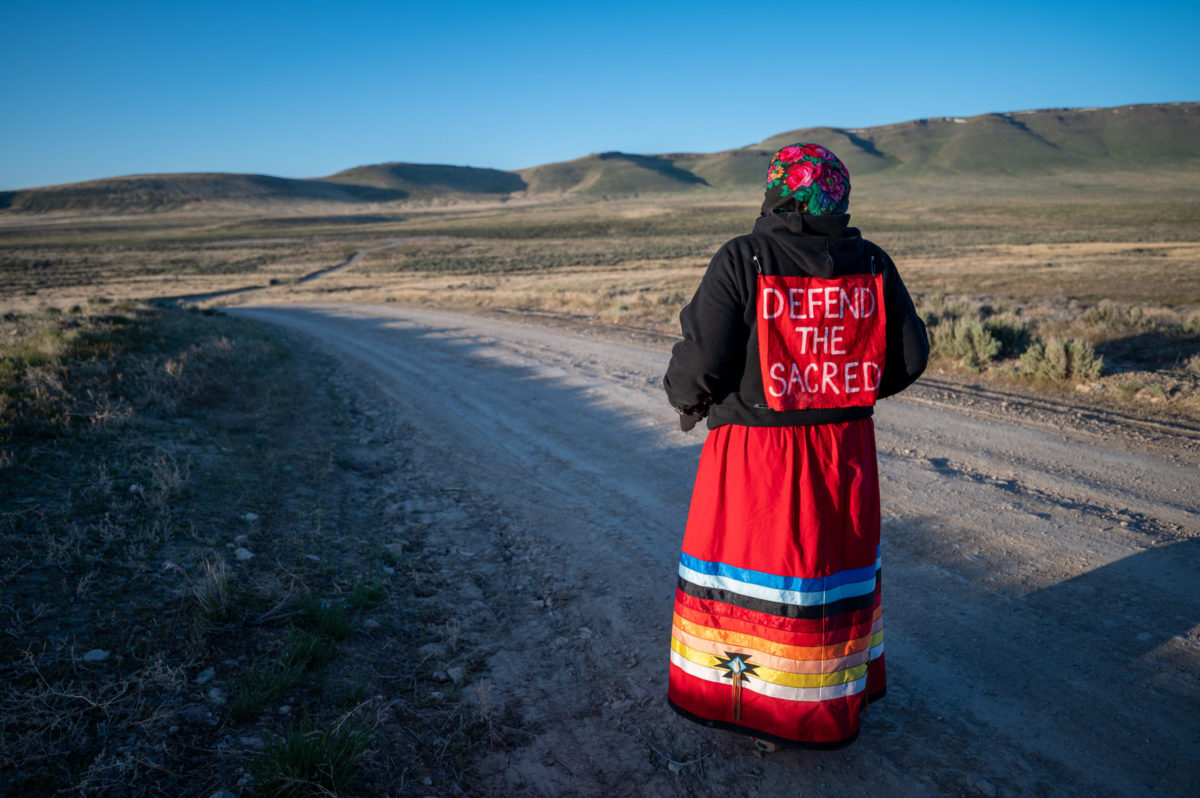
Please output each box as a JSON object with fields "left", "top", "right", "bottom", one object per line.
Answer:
{"left": 3, "top": 102, "right": 1195, "bottom": 213}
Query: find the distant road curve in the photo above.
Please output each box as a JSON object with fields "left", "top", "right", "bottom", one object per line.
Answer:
{"left": 160, "top": 238, "right": 413, "bottom": 305}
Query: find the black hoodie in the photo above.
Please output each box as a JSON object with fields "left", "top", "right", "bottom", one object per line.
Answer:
{"left": 663, "top": 211, "right": 928, "bottom": 429}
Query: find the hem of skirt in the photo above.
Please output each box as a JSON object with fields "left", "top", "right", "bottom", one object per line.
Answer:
{"left": 667, "top": 697, "right": 863, "bottom": 751}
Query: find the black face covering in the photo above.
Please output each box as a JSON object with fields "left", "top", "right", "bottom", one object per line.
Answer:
{"left": 760, "top": 194, "right": 808, "bottom": 217}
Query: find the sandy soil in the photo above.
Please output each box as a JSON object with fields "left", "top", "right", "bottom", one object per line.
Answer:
{"left": 231, "top": 303, "right": 1200, "bottom": 797}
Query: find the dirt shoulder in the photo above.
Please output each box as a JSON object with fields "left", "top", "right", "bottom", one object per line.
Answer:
{"left": 0, "top": 305, "right": 496, "bottom": 795}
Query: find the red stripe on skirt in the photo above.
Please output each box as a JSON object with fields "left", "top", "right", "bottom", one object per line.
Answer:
{"left": 674, "top": 586, "right": 880, "bottom": 643}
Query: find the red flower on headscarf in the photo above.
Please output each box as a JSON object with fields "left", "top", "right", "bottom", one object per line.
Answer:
{"left": 776, "top": 145, "right": 805, "bottom": 163}
{"left": 785, "top": 161, "right": 820, "bottom": 191}
{"left": 803, "top": 144, "right": 833, "bottom": 160}
{"left": 820, "top": 169, "right": 846, "bottom": 201}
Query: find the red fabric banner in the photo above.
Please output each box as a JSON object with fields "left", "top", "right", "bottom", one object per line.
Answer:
{"left": 756, "top": 274, "right": 886, "bottom": 411}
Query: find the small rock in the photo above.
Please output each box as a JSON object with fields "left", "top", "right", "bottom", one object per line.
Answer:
{"left": 446, "top": 666, "right": 466, "bottom": 686}
{"left": 239, "top": 735, "right": 265, "bottom": 750}
{"left": 362, "top": 618, "right": 381, "bottom": 630}
{"left": 278, "top": 705, "right": 292, "bottom": 716}
{"left": 971, "top": 778, "right": 999, "bottom": 797}
{"left": 234, "top": 547, "right": 254, "bottom": 561}
{"left": 382, "top": 566, "right": 396, "bottom": 575}
{"left": 234, "top": 534, "right": 249, "bottom": 545}
{"left": 433, "top": 670, "right": 451, "bottom": 683}
{"left": 195, "top": 667, "right": 215, "bottom": 684}
{"left": 207, "top": 687, "right": 227, "bottom": 706}
{"left": 1134, "top": 387, "right": 1163, "bottom": 403}
{"left": 422, "top": 777, "right": 433, "bottom": 786}
{"left": 418, "top": 642, "right": 447, "bottom": 658}
{"left": 429, "top": 691, "right": 445, "bottom": 700}
{"left": 168, "top": 725, "right": 180, "bottom": 735}
{"left": 209, "top": 791, "right": 237, "bottom": 798}
{"left": 180, "top": 704, "right": 216, "bottom": 725}
{"left": 82, "top": 648, "right": 110, "bottom": 663}
{"left": 385, "top": 542, "right": 405, "bottom": 556}
{"left": 241, "top": 512, "right": 259, "bottom": 522}
{"left": 578, "top": 627, "right": 593, "bottom": 639}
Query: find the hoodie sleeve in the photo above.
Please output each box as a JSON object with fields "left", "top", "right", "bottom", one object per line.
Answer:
{"left": 876, "top": 247, "right": 929, "bottom": 399}
{"left": 663, "top": 241, "right": 750, "bottom": 412}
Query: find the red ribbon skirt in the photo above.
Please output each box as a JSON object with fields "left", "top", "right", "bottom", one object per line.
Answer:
{"left": 668, "top": 419, "right": 886, "bottom": 748}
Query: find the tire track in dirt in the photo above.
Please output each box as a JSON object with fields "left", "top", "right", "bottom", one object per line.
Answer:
{"left": 233, "top": 303, "right": 1200, "bottom": 797}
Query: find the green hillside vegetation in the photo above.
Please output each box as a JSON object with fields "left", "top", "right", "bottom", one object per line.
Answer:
{"left": 320, "top": 162, "right": 526, "bottom": 195}
{"left": 516, "top": 151, "right": 708, "bottom": 197}
{"left": 758, "top": 103, "right": 1200, "bottom": 177}
{"left": 663, "top": 149, "right": 772, "bottom": 191}
{"left": 0, "top": 172, "right": 409, "bottom": 214}
{"left": 2, "top": 102, "right": 1196, "bottom": 214}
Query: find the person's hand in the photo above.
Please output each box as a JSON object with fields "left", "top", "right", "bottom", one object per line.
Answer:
{"left": 673, "top": 399, "right": 710, "bottom": 431}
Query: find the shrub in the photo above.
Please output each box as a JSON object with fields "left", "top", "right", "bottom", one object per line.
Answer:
{"left": 347, "top": 580, "right": 385, "bottom": 612}
{"left": 932, "top": 318, "right": 1002, "bottom": 373}
{"left": 229, "top": 657, "right": 306, "bottom": 723}
{"left": 252, "top": 717, "right": 373, "bottom": 797}
{"left": 983, "top": 314, "right": 1032, "bottom": 358}
{"left": 1081, "top": 300, "right": 1152, "bottom": 332}
{"left": 1020, "top": 338, "right": 1104, "bottom": 383}
{"left": 298, "top": 594, "right": 357, "bottom": 641}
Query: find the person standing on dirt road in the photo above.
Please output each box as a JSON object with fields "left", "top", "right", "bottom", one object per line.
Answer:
{"left": 663, "top": 143, "right": 928, "bottom": 751}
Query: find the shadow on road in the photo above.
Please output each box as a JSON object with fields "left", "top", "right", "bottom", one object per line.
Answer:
{"left": 1020, "top": 536, "right": 1200, "bottom": 661}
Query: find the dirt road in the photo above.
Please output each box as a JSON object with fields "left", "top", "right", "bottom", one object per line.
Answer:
{"left": 233, "top": 303, "right": 1199, "bottom": 797}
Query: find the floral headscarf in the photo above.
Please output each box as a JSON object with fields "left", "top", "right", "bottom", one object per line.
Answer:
{"left": 762, "top": 143, "right": 851, "bottom": 216}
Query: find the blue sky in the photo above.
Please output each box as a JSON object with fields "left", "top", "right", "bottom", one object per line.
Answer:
{"left": 2, "top": 0, "right": 1197, "bottom": 190}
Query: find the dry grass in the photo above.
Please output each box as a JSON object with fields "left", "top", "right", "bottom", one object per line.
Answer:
{"left": 2, "top": 173, "right": 1199, "bottom": 409}
{"left": 0, "top": 305, "right": 504, "bottom": 794}
{"left": 0, "top": 240, "right": 357, "bottom": 309}
{"left": 896, "top": 241, "right": 1200, "bottom": 304}
{"left": 915, "top": 292, "right": 1200, "bottom": 410}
